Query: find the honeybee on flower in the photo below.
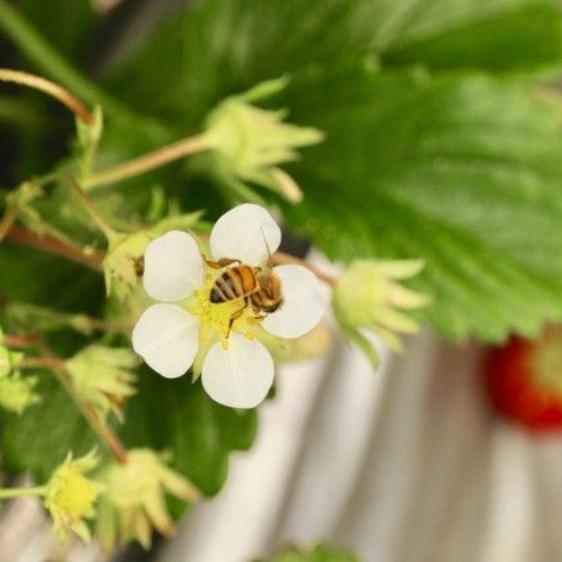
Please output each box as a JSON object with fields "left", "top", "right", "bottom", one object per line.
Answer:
{"left": 132, "top": 204, "right": 325, "bottom": 409}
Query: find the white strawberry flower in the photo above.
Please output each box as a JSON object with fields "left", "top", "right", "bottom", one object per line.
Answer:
{"left": 132, "top": 204, "right": 324, "bottom": 409}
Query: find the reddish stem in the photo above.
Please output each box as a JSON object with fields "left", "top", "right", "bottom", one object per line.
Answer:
{"left": 4, "top": 226, "right": 103, "bottom": 271}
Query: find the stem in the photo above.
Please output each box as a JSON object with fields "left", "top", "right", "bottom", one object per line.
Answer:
{"left": 84, "top": 135, "right": 211, "bottom": 190}
{"left": 5, "top": 305, "right": 130, "bottom": 336}
{"left": 0, "top": 68, "right": 92, "bottom": 124}
{"left": 4, "top": 334, "right": 40, "bottom": 347}
{"left": 4, "top": 225, "right": 338, "bottom": 287}
{"left": 65, "top": 176, "right": 116, "bottom": 239}
{"left": 21, "top": 356, "right": 65, "bottom": 370}
{"left": 0, "top": 485, "right": 46, "bottom": 500}
{"left": 36, "top": 341, "right": 128, "bottom": 464}
{"left": 0, "top": 0, "right": 167, "bottom": 139}
{"left": 4, "top": 226, "right": 104, "bottom": 271}
{"left": 273, "top": 250, "right": 337, "bottom": 286}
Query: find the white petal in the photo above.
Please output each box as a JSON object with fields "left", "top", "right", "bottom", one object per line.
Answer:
{"left": 201, "top": 333, "right": 274, "bottom": 409}
{"left": 143, "top": 231, "right": 204, "bottom": 301}
{"left": 262, "top": 264, "right": 324, "bottom": 338}
{"left": 210, "top": 204, "right": 281, "bottom": 266}
{"left": 132, "top": 304, "right": 199, "bottom": 379}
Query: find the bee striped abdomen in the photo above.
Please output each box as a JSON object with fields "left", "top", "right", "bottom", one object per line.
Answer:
{"left": 210, "top": 265, "right": 258, "bottom": 303}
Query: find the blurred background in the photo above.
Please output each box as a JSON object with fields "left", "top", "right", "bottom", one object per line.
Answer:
{"left": 2, "top": 1, "right": 562, "bottom": 561}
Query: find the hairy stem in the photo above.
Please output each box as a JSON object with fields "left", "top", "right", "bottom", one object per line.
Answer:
{"left": 5, "top": 305, "right": 130, "bottom": 336}
{"left": 84, "top": 134, "right": 211, "bottom": 189}
{"left": 0, "top": 68, "right": 92, "bottom": 124}
{"left": 65, "top": 176, "right": 116, "bottom": 239}
{"left": 4, "top": 334, "right": 41, "bottom": 347}
{"left": 4, "top": 225, "right": 338, "bottom": 287}
{"left": 4, "top": 226, "right": 104, "bottom": 271}
{"left": 0, "top": 485, "right": 46, "bottom": 500}
{"left": 21, "top": 355, "right": 65, "bottom": 370}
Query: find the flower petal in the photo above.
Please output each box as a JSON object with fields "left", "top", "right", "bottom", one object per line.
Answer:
{"left": 210, "top": 204, "right": 281, "bottom": 266}
{"left": 201, "top": 333, "right": 274, "bottom": 408}
{"left": 132, "top": 304, "right": 199, "bottom": 379}
{"left": 143, "top": 231, "right": 204, "bottom": 302}
{"left": 262, "top": 264, "right": 324, "bottom": 338}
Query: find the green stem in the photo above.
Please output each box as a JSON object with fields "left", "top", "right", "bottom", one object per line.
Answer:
{"left": 65, "top": 176, "right": 117, "bottom": 239}
{"left": 85, "top": 134, "right": 211, "bottom": 190}
{"left": 0, "top": 485, "right": 46, "bottom": 500}
{"left": 0, "top": 68, "right": 93, "bottom": 123}
{"left": 0, "top": 0, "right": 167, "bottom": 140}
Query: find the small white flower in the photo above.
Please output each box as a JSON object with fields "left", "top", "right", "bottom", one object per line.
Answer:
{"left": 132, "top": 204, "right": 324, "bottom": 409}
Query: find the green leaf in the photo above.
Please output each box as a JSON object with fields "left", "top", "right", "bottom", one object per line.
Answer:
{"left": 2, "top": 374, "right": 96, "bottom": 476}
{"left": 105, "top": 0, "right": 562, "bottom": 127}
{"left": 256, "top": 544, "right": 361, "bottom": 562}
{"left": 16, "top": 0, "right": 96, "bottom": 58}
{"left": 279, "top": 64, "right": 562, "bottom": 341}
{"left": 381, "top": 1, "right": 562, "bottom": 72}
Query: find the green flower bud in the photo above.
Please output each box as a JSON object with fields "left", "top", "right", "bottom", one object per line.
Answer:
{"left": 333, "top": 259, "right": 429, "bottom": 366}
{"left": 96, "top": 449, "right": 200, "bottom": 551}
{"left": 104, "top": 232, "right": 152, "bottom": 299}
{"left": 204, "top": 77, "right": 324, "bottom": 203}
{"left": 0, "top": 371, "right": 39, "bottom": 414}
{"left": 44, "top": 449, "right": 103, "bottom": 542}
{"left": 103, "top": 211, "right": 203, "bottom": 299}
{"left": 65, "top": 345, "right": 139, "bottom": 421}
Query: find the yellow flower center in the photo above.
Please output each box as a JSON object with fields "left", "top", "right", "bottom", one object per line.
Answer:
{"left": 187, "top": 272, "right": 257, "bottom": 343}
{"left": 47, "top": 464, "right": 98, "bottom": 523}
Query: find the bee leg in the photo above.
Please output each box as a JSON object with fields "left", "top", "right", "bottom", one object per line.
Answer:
{"left": 206, "top": 257, "right": 242, "bottom": 269}
{"left": 227, "top": 297, "right": 248, "bottom": 337}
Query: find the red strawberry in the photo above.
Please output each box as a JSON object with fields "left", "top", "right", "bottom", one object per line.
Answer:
{"left": 485, "top": 329, "right": 562, "bottom": 432}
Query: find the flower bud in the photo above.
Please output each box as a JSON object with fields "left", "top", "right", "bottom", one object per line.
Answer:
{"left": 103, "top": 211, "right": 202, "bottom": 298}
{"left": 333, "top": 259, "right": 429, "bottom": 365}
{"left": 0, "top": 371, "right": 39, "bottom": 414}
{"left": 65, "top": 345, "right": 139, "bottom": 421}
{"left": 96, "top": 449, "right": 199, "bottom": 551}
{"left": 204, "top": 77, "right": 324, "bottom": 203}
{"left": 44, "top": 449, "right": 103, "bottom": 542}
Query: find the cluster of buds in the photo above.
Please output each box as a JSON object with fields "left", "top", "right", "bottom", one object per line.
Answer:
{"left": 0, "top": 448, "right": 198, "bottom": 550}
{"left": 333, "top": 259, "right": 429, "bottom": 365}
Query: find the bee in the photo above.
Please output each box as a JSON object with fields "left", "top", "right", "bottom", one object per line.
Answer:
{"left": 207, "top": 229, "right": 284, "bottom": 333}
{"left": 209, "top": 259, "right": 282, "bottom": 308}
{"left": 207, "top": 257, "right": 283, "bottom": 334}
